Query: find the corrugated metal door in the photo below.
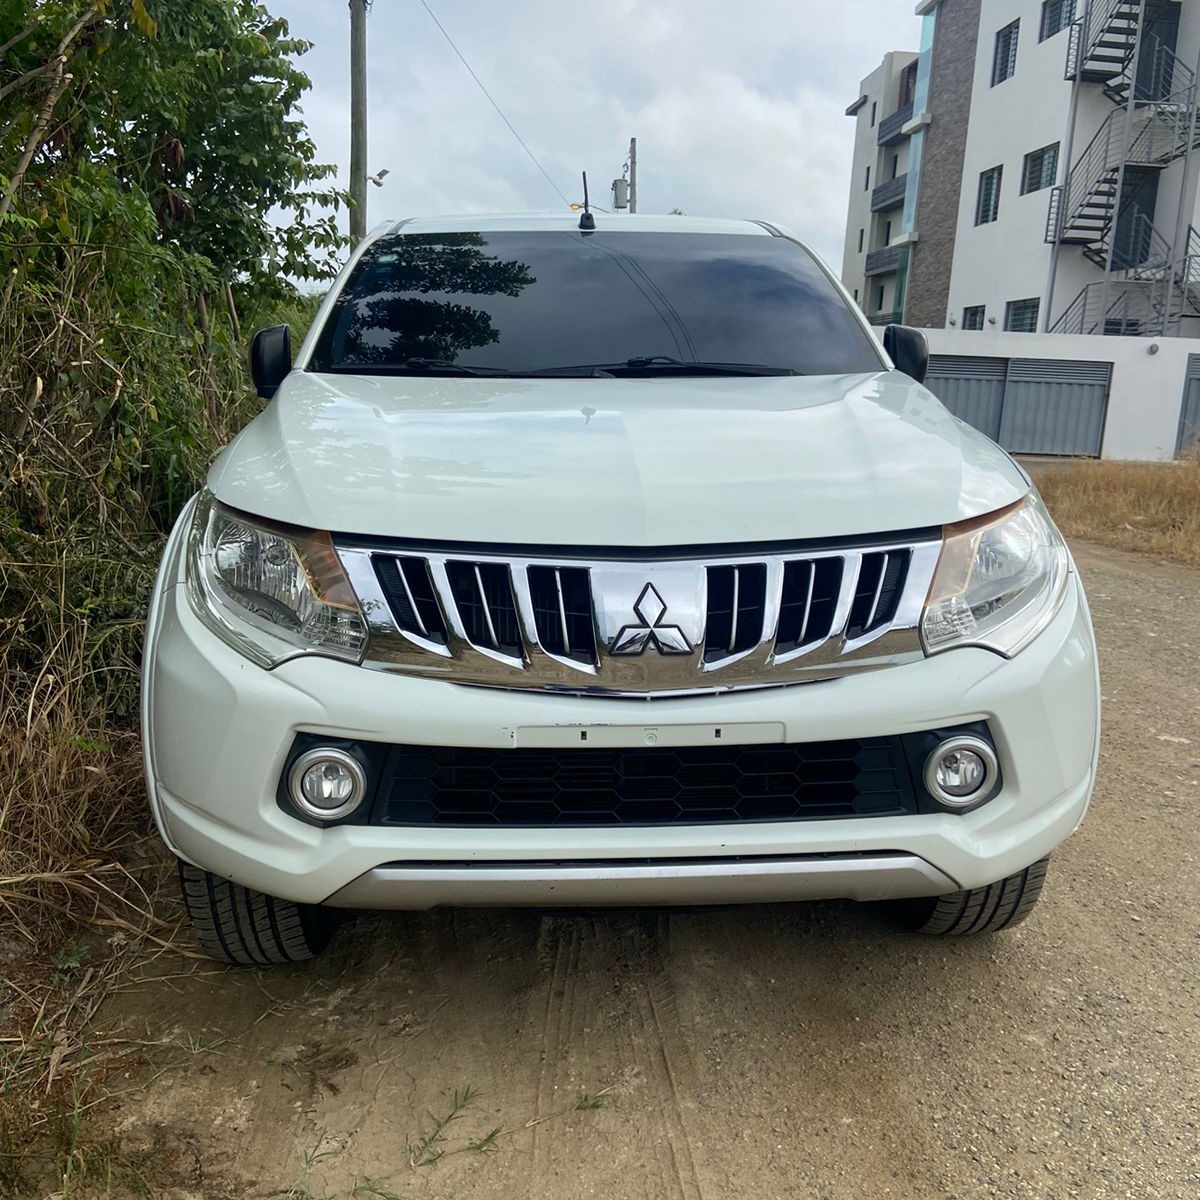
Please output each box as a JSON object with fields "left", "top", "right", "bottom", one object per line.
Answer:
{"left": 998, "top": 359, "right": 1111, "bottom": 456}
{"left": 1177, "top": 354, "right": 1200, "bottom": 456}
{"left": 924, "top": 355, "right": 1007, "bottom": 441}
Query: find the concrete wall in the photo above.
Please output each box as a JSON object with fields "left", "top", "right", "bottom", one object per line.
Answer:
{"left": 920, "top": 327, "right": 1196, "bottom": 460}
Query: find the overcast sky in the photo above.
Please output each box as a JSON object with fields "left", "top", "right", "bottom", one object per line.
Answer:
{"left": 272, "top": 1, "right": 922, "bottom": 266}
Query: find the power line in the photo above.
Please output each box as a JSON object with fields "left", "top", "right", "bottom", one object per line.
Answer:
{"left": 417, "top": 0, "right": 571, "bottom": 208}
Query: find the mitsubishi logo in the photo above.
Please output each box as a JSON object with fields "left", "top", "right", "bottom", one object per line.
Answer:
{"left": 609, "top": 584, "right": 694, "bottom": 656}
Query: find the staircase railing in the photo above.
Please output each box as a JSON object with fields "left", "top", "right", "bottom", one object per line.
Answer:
{"left": 1104, "top": 36, "right": 1192, "bottom": 106}
{"left": 1051, "top": 279, "right": 1167, "bottom": 336}
{"left": 1113, "top": 208, "right": 1172, "bottom": 273}
{"left": 1066, "top": 0, "right": 1136, "bottom": 81}
{"left": 1050, "top": 99, "right": 1196, "bottom": 242}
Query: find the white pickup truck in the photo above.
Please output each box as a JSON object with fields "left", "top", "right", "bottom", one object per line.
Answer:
{"left": 141, "top": 214, "right": 1100, "bottom": 964}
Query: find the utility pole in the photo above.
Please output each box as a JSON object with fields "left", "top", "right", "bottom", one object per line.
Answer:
{"left": 349, "top": 0, "right": 369, "bottom": 244}
{"left": 628, "top": 137, "right": 637, "bottom": 214}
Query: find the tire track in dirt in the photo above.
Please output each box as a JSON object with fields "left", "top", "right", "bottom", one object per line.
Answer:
{"left": 524, "top": 913, "right": 708, "bottom": 1200}
{"left": 631, "top": 916, "right": 706, "bottom": 1200}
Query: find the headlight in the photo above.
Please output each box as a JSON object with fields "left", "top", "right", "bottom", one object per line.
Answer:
{"left": 922, "top": 494, "right": 1070, "bottom": 657}
{"left": 186, "top": 490, "right": 367, "bottom": 667}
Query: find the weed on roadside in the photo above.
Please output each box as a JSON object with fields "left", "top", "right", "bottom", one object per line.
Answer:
{"left": 407, "top": 1084, "right": 482, "bottom": 1167}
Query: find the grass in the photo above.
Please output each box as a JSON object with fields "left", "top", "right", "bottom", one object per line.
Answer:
{"left": 1033, "top": 451, "right": 1200, "bottom": 568}
{"left": 407, "top": 1084, "right": 482, "bottom": 1167}
{"left": 0, "top": 553, "right": 183, "bottom": 1193}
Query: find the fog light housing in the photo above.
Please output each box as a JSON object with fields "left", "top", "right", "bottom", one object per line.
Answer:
{"left": 287, "top": 748, "right": 367, "bottom": 821}
{"left": 924, "top": 736, "right": 999, "bottom": 808}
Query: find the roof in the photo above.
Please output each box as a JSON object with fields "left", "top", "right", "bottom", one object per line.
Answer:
{"left": 379, "top": 213, "right": 777, "bottom": 237}
{"left": 845, "top": 95, "right": 868, "bottom": 117}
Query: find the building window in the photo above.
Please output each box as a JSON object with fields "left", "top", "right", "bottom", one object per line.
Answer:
{"left": 858, "top": 228, "right": 864, "bottom": 253}
{"left": 899, "top": 60, "right": 918, "bottom": 107}
{"left": 1005, "top": 298, "right": 1040, "bottom": 332}
{"left": 853, "top": 288, "right": 859, "bottom": 303}
{"left": 962, "top": 305, "right": 986, "bottom": 330}
{"left": 1021, "top": 143, "right": 1060, "bottom": 194}
{"left": 865, "top": 164, "right": 871, "bottom": 191}
{"left": 870, "top": 101, "right": 877, "bottom": 126}
{"left": 890, "top": 153, "right": 899, "bottom": 180}
{"left": 1039, "top": 0, "right": 1075, "bottom": 42}
{"left": 975, "top": 165, "right": 1003, "bottom": 225}
{"left": 876, "top": 285, "right": 886, "bottom": 311}
{"left": 883, "top": 219, "right": 892, "bottom": 244}
{"left": 992, "top": 20, "right": 1020, "bottom": 85}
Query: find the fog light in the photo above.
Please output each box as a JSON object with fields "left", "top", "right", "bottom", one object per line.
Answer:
{"left": 924, "top": 736, "right": 998, "bottom": 808}
{"left": 287, "top": 748, "right": 367, "bottom": 821}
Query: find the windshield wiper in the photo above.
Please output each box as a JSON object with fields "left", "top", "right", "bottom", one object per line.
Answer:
{"left": 324, "top": 358, "right": 511, "bottom": 376}
{"left": 558, "top": 356, "right": 799, "bottom": 377}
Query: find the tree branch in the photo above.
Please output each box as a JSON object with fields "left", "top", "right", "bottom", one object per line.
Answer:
{"left": 0, "top": 11, "right": 99, "bottom": 223}
{"left": 0, "top": 19, "right": 42, "bottom": 61}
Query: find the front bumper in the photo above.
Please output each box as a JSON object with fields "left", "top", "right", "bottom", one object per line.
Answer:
{"left": 142, "top": 512, "right": 1100, "bottom": 909}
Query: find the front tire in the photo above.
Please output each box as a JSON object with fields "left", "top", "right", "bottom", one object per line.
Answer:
{"left": 891, "top": 857, "right": 1049, "bottom": 936}
{"left": 178, "top": 860, "right": 340, "bottom": 965}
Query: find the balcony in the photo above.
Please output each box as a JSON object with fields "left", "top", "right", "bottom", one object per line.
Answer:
{"left": 870, "top": 173, "right": 908, "bottom": 212}
{"left": 864, "top": 245, "right": 901, "bottom": 277}
{"left": 877, "top": 102, "right": 913, "bottom": 146}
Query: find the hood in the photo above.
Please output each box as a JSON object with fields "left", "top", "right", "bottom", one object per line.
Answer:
{"left": 207, "top": 370, "right": 1028, "bottom": 546}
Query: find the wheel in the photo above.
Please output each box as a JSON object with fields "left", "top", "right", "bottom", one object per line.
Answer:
{"left": 890, "top": 857, "right": 1049, "bottom": 936}
{"left": 178, "top": 860, "right": 340, "bottom": 965}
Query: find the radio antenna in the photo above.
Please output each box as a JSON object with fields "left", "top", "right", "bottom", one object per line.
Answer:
{"left": 578, "top": 172, "right": 596, "bottom": 231}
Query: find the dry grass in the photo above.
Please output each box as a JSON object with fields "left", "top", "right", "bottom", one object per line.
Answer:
{"left": 1033, "top": 451, "right": 1200, "bottom": 568}
{"left": 0, "top": 550, "right": 184, "bottom": 1194}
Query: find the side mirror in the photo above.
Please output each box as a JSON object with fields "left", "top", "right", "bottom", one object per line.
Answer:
{"left": 883, "top": 324, "right": 929, "bottom": 385}
{"left": 250, "top": 324, "right": 292, "bottom": 399}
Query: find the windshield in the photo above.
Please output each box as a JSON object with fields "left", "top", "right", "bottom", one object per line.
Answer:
{"left": 308, "top": 229, "right": 883, "bottom": 377}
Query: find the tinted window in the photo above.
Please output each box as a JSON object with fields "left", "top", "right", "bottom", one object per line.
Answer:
{"left": 309, "top": 230, "right": 882, "bottom": 377}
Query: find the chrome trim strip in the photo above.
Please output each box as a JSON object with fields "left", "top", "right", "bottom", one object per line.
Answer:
{"left": 866, "top": 551, "right": 888, "bottom": 631}
{"left": 397, "top": 561, "right": 427, "bottom": 637}
{"left": 799, "top": 560, "right": 816, "bottom": 645}
{"left": 473, "top": 563, "right": 500, "bottom": 650}
{"left": 554, "top": 568, "right": 571, "bottom": 654}
{"left": 322, "top": 854, "right": 960, "bottom": 909}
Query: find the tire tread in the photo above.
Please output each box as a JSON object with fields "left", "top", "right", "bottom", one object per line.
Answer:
{"left": 903, "top": 858, "right": 1049, "bottom": 937}
{"left": 178, "top": 861, "right": 335, "bottom": 965}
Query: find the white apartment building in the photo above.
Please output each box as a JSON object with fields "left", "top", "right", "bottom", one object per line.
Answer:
{"left": 843, "top": 0, "right": 1200, "bottom": 338}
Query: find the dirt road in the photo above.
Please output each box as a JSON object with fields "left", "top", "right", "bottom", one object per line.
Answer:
{"left": 102, "top": 543, "right": 1200, "bottom": 1200}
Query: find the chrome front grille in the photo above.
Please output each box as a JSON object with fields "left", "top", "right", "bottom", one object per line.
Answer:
{"left": 338, "top": 538, "right": 942, "bottom": 696}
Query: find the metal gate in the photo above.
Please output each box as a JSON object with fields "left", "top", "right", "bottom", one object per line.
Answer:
{"left": 925, "top": 355, "right": 1111, "bottom": 457}
{"left": 924, "top": 356, "right": 1006, "bottom": 440}
{"left": 1178, "top": 354, "right": 1200, "bottom": 456}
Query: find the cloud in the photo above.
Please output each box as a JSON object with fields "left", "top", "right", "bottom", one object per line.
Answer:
{"left": 274, "top": 0, "right": 922, "bottom": 265}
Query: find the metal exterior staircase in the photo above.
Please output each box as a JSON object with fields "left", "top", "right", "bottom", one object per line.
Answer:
{"left": 1048, "top": 1, "right": 1197, "bottom": 336}
{"left": 1046, "top": 105, "right": 1187, "bottom": 251}
{"left": 1066, "top": 0, "right": 1141, "bottom": 86}
{"left": 1052, "top": 219, "right": 1200, "bottom": 335}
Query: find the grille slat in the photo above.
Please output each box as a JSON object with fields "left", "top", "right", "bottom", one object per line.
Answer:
{"left": 528, "top": 565, "right": 597, "bottom": 664}
{"left": 776, "top": 558, "right": 842, "bottom": 653}
{"left": 847, "top": 549, "right": 911, "bottom": 639}
{"left": 704, "top": 563, "right": 767, "bottom": 662}
{"left": 373, "top": 556, "right": 448, "bottom": 644}
{"left": 446, "top": 561, "right": 522, "bottom": 656}
{"left": 373, "top": 738, "right": 917, "bottom": 827}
